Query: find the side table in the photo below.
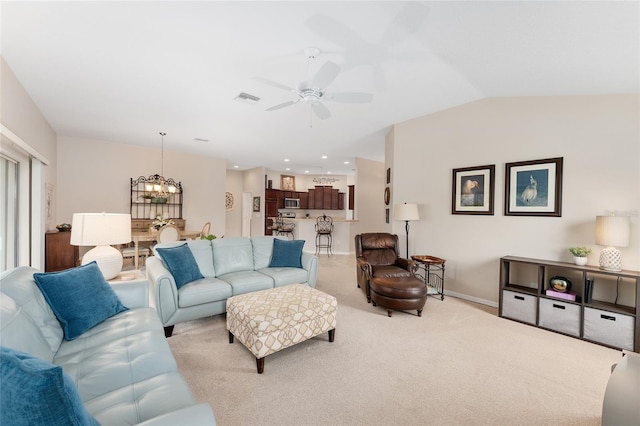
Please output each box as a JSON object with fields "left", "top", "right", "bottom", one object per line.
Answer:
{"left": 108, "top": 270, "right": 150, "bottom": 308}
{"left": 411, "top": 255, "right": 445, "bottom": 301}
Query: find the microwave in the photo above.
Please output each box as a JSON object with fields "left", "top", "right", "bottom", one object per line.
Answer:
{"left": 284, "top": 198, "right": 300, "bottom": 208}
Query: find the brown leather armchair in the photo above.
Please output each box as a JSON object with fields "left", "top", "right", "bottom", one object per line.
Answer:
{"left": 355, "top": 233, "right": 417, "bottom": 302}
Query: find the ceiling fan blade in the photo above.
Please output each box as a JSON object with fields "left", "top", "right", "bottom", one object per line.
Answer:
{"left": 266, "top": 99, "right": 299, "bottom": 111}
{"left": 312, "top": 102, "right": 331, "bottom": 120}
{"left": 324, "top": 92, "right": 373, "bottom": 103}
{"left": 252, "top": 76, "right": 296, "bottom": 93}
{"left": 312, "top": 61, "right": 340, "bottom": 89}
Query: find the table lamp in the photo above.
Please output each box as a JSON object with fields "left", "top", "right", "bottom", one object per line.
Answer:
{"left": 70, "top": 213, "right": 132, "bottom": 280}
{"left": 595, "top": 215, "right": 630, "bottom": 272}
{"left": 394, "top": 203, "right": 420, "bottom": 258}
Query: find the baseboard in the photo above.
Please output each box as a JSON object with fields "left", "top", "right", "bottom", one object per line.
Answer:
{"left": 445, "top": 290, "right": 498, "bottom": 309}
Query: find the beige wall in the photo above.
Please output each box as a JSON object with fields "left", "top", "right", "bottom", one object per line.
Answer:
{"left": 352, "top": 157, "right": 388, "bottom": 252}
{"left": 225, "top": 169, "right": 244, "bottom": 237}
{"left": 243, "top": 167, "right": 267, "bottom": 237}
{"left": 57, "top": 137, "right": 227, "bottom": 237}
{"left": 390, "top": 95, "right": 640, "bottom": 306}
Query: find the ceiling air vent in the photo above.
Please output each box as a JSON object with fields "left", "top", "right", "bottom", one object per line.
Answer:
{"left": 235, "top": 92, "right": 260, "bottom": 104}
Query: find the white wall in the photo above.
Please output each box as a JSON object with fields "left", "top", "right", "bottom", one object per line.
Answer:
{"left": 390, "top": 95, "right": 640, "bottom": 306}
{"left": 243, "top": 167, "right": 266, "bottom": 236}
{"left": 57, "top": 137, "right": 227, "bottom": 238}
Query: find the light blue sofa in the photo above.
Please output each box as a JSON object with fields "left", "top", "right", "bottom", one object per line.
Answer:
{"left": 0, "top": 266, "right": 216, "bottom": 425}
{"left": 146, "top": 236, "right": 318, "bottom": 337}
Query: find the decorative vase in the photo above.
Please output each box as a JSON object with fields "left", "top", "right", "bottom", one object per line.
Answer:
{"left": 573, "top": 256, "right": 588, "bottom": 266}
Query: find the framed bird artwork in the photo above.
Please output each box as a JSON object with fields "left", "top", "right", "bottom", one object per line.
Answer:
{"left": 451, "top": 164, "right": 495, "bottom": 215}
{"left": 505, "top": 157, "right": 563, "bottom": 217}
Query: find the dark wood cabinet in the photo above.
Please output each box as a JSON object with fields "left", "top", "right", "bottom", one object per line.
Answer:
{"left": 348, "top": 185, "right": 355, "bottom": 210}
{"left": 299, "top": 192, "right": 309, "bottom": 209}
{"left": 308, "top": 189, "right": 315, "bottom": 209}
{"left": 45, "top": 231, "right": 79, "bottom": 272}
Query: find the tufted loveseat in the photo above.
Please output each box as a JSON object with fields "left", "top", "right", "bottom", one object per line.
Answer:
{"left": 146, "top": 236, "right": 318, "bottom": 337}
{"left": 0, "top": 265, "right": 216, "bottom": 425}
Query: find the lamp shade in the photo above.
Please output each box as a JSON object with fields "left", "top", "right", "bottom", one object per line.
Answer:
{"left": 595, "top": 216, "right": 630, "bottom": 248}
{"left": 71, "top": 213, "right": 132, "bottom": 246}
{"left": 394, "top": 203, "right": 420, "bottom": 221}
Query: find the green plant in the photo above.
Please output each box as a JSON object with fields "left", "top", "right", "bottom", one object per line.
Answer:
{"left": 200, "top": 234, "right": 217, "bottom": 241}
{"left": 568, "top": 246, "right": 592, "bottom": 257}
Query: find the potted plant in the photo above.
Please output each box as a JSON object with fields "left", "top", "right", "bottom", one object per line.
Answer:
{"left": 568, "top": 246, "right": 591, "bottom": 266}
{"left": 200, "top": 234, "right": 217, "bottom": 241}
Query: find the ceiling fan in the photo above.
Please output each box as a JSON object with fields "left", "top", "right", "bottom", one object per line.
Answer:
{"left": 253, "top": 47, "right": 373, "bottom": 120}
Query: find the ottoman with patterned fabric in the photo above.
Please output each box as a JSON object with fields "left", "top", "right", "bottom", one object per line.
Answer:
{"left": 226, "top": 284, "right": 337, "bottom": 374}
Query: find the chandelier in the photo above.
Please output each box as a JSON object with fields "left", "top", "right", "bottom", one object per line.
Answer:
{"left": 312, "top": 176, "right": 339, "bottom": 185}
{"left": 144, "top": 132, "right": 176, "bottom": 200}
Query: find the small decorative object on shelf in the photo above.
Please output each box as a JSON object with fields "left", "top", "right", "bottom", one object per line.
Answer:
{"left": 151, "top": 215, "right": 175, "bottom": 231}
{"left": 568, "top": 246, "right": 591, "bottom": 266}
{"left": 55, "top": 223, "right": 72, "bottom": 232}
{"left": 549, "top": 276, "right": 572, "bottom": 292}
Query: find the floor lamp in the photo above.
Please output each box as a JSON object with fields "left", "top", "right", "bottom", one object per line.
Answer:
{"left": 394, "top": 203, "right": 420, "bottom": 258}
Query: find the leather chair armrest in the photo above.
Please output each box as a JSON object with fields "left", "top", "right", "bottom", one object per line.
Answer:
{"left": 395, "top": 258, "right": 418, "bottom": 275}
{"left": 356, "top": 257, "right": 372, "bottom": 278}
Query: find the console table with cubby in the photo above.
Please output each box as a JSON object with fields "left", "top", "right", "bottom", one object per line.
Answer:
{"left": 499, "top": 256, "right": 640, "bottom": 352}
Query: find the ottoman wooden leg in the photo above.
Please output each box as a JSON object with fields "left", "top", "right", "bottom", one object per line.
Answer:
{"left": 387, "top": 310, "right": 393, "bottom": 317}
{"left": 228, "top": 331, "right": 234, "bottom": 343}
{"left": 417, "top": 309, "right": 423, "bottom": 317}
{"left": 256, "top": 357, "right": 265, "bottom": 374}
{"left": 328, "top": 329, "right": 335, "bottom": 342}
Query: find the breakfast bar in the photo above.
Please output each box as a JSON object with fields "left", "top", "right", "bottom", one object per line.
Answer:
{"left": 275, "top": 217, "right": 358, "bottom": 255}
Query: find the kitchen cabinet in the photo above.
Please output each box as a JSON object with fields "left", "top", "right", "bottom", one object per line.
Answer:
{"left": 348, "top": 185, "right": 355, "bottom": 210}
{"left": 45, "top": 231, "right": 79, "bottom": 272}
{"left": 499, "top": 256, "right": 640, "bottom": 352}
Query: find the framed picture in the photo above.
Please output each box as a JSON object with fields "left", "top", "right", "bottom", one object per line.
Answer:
{"left": 452, "top": 164, "right": 495, "bottom": 215}
{"left": 385, "top": 208, "right": 390, "bottom": 224}
{"left": 505, "top": 157, "right": 563, "bottom": 217}
{"left": 281, "top": 175, "right": 295, "bottom": 191}
{"left": 253, "top": 196, "right": 261, "bottom": 212}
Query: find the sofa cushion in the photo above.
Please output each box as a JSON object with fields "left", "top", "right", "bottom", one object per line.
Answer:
{"left": 218, "top": 270, "right": 274, "bottom": 295}
{"left": 269, "top": 239, "right": 305, "bottom": 268}
{"left": 0, "top": 346, "right": 99, "bottom": 426}
{"left": 156, "top": 243, "right": 204, "bottom": 288}
{"left": 33, "top": 262, "right": 128, "bottom": 341}
{"left": 213, "top": 237, "right": 255, "bottom": 276}
{"left": 258, "top": 267, "right": 309, "bottom": 287}
{"left": 0, "top": 267, "right": 63, "bottom": 360}
{"left": 53, "top": 308, "right": 179, "bottom": 402}
{"left": 177, "top": 277, "right": 233, "bottom": 308}
{"left": 251, "top": 236, "right": 279, "bottom": 269}
{"left": 154, "top": 240, "right": 215, "bottom": 277}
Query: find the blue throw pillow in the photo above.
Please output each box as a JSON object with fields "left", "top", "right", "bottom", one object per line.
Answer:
{"left": 156, "top": 243, "right": 204, "bottom": 289}
{"left": 33, "top": 262, "right": 128, "bottom": 341}
{"left": 0, "top": 346, "right": 100, "bottom": 426}
{"left": 269, "top": 239, "right": 305, "bottom": 268}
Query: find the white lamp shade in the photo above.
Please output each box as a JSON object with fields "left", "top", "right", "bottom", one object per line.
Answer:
{"left": 596, "top": 216, "right": 630, "bottom": 247}
{"left": 70, "top": 213, "right": 132, "bottom": 246}
{"left": 394, "top": 203, "right": 420, "bottom": 221}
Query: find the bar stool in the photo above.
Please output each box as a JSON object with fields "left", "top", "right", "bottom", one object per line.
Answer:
{"left": 315, "top": 215, "right": 333, "bottom": 256}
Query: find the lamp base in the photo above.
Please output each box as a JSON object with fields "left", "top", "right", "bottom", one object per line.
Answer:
{"left": 599, "top": 246, "right": 623, "bottom": 272}
{"left": 81, "top": 245, "right": 123, "bottom": 280}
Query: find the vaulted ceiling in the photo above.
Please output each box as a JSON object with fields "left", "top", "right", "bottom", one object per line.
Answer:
{"left": 1, "top": 1, "right": 638, "bottom": 175}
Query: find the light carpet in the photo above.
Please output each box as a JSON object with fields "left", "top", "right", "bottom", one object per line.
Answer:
{"left": 167, "top": 255, "right": 621, "bottom": 426}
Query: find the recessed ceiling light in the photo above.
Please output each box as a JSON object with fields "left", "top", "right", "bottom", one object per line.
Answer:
{"left": 284, "top": 158, "right": 290, "bottom": 162}
{"left": 304, "top": 170, "right": 309, "bottom": 173}
{"left": 327, "top": 171, "right": 332, "bottom": 174}
{"left": 344, "top": 161, "right": 350, "bottom": 164}
{"left": 233, "top": 165, "right": 239, "bottom": 168}
{"left": 321, "top": 155, "right": 327, "bottom": 159}
{"left": 285, "top": 167, "right": 290, "bottom": 171}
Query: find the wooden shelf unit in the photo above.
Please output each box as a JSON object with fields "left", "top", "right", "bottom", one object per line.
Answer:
{"left": 499, "top": 256, "right": 640, "bottom": 352}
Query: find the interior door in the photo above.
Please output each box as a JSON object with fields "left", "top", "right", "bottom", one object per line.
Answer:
{"left": 241, "top": 192, "right": 252, "bottom": 237}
